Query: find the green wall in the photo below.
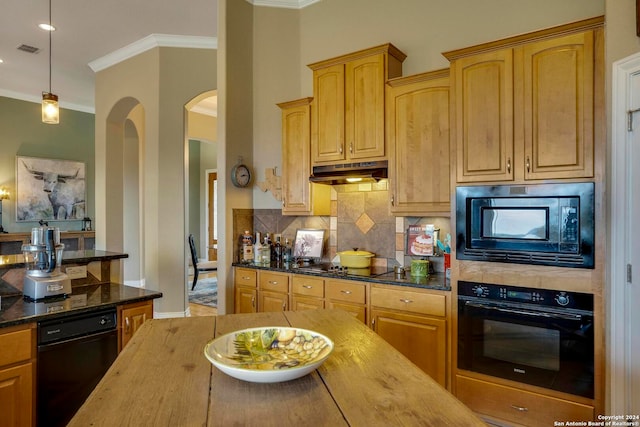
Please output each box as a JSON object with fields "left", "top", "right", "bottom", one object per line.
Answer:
{"left": 0, "top": 96, "right": 95, "bottom": 232}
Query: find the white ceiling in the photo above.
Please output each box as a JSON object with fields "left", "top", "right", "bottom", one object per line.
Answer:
{"left": 0, "top": 0, "right": 219, "bottom": 113}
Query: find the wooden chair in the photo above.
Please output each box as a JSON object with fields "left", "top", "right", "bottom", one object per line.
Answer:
{"left": 188, "top": 234, "right": 217, "bottom": 291}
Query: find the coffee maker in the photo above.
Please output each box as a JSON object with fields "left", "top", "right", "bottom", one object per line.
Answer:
{"left": 22, "top": 226, "right": 71, "bottom": 300}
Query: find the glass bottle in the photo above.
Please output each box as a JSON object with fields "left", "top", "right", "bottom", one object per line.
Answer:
{"left": 261, "top": 235, "right": 271, "bottom": 265}
{"left": 253, "top": 232, "right": 263, "bottom": 264}
{"left": 274, "top": 235, "right": 283, "bottom": 264}
{"left": 241, "top": 230, "right": 253, "bottom": 263}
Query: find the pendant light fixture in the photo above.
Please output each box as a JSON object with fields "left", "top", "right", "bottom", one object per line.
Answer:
{"left": 42, "top": 0, "right": 59, "bottom": 124}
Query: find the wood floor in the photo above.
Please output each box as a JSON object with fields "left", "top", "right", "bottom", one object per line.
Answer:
{"left": 188, "top": 271, "right": 218, "bottom": 317}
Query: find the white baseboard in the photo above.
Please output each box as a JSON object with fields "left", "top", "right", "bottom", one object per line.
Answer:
{"left": 153, "top": 310, "right": 189, "bottom": 319}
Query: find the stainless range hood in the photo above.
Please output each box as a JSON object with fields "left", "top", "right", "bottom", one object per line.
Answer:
{"left": 309, "top": 160, "right": 388, "bottom": 185}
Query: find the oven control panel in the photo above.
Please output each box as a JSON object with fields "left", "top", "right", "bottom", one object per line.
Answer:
{"left": 458, "top": 280, "right": 593, "bottom": 311}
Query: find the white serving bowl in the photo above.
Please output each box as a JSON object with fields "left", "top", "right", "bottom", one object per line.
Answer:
{"left": 204, "top": 326, "right": 333, "bottom": 383}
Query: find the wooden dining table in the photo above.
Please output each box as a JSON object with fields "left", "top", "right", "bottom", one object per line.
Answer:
{"left": 68, "top": 309, "right": 486, "bottom": 426}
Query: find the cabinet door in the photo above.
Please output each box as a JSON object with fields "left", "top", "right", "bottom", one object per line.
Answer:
{"left": 234, "top": 286, "right": 257, "bottom": 314}
{"left": 258, "top": 291, "right": 289, "bottom": 312}
{"left": 520, "top": 31, "right": 594, "bottom": 180}
{"left": 312, "top": 63, "right": 346, "bottom": 163}
{"left": 280, "top": 98, "right": 314, "bottom": 215}
{"left": 120, "top": 301, "right": 153, "bottom": 350}
{"left": 291, "top": 296, "right": 324, "bottom": 311}
{"left": 325, "top": 301, "right": 366, "bottom": 324}
{"left": 371, "top": 309, "right": 446, "bottom": 387}
{"left": 346, "top": 53, "right": 386, "bottom": 160}
{"left": 454, "top": 49, "right": 514, "bottom": 182}
{"left": 0, "top": 363, "right": 33, "bottom": 427}
{"left": 387, "top": 71, "right": 451, "bottom": 215}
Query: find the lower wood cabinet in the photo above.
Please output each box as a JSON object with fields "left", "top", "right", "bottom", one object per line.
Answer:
{"left": 291, "top": 275, "right": 324, "bottom": 311}
{"left": 234, "top": 267, "right": 258, "bottom": 314}
{"left": 118, "top": 300, "right": 153, "bottom": 351}
{"left": 370, "top": 285, "right": 448, "bottom": 387}
{"left": 325, "top": 279, "right": 367, "bottom": 324}
{"left": 258, "top": 271, "right": 290, "bottom": 312}
{"left": 0, "top": 323, "right": 35, "bottom": 427}
{"left": 456, "top": 374, "right": 594, "bottom": 427}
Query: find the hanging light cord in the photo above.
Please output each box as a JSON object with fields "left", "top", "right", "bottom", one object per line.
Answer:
{"left": 48, "top": 0, "right": 52, "bottom": 93}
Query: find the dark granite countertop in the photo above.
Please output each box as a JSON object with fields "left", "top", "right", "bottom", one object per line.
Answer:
{"left": 0, "top": 283, "right": 162, "bottom": 329}
{"left": 0, "top": 250, "right": 128, "bottom": 268}
{"left": 233, "top": 262, "right": 451, "bottom": 291}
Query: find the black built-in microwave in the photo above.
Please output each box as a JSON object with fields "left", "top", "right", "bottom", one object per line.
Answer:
{"left": 456, "top": 182, "right": 595, "bottom": 268}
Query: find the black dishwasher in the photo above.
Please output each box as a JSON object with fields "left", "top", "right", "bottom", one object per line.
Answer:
{"left": 37, "top": 308, "right": 118, "bottom": 427}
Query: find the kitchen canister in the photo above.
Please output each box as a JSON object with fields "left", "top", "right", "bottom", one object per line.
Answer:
{"left": 410, "top": 259, "right": 429, "bottom": 277}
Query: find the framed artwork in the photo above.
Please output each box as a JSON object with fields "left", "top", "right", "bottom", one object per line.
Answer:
{"left": 293, "top": 228, "right": 325, "bottom": 260}
{"left": 16, "top": 156, "right": 86, "bottom": 221}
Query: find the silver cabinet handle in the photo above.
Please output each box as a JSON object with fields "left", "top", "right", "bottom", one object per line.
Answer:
{"left": 390, "top": 195, "right": 395, "bottom": 206}
{"left": 303, "top": 285, "right": 313, "bottom": 289}
{"left": 510, "top": 405, "right": 529, "bottom": 412}
{"left": 282, "top": 198, "right": 285, "bottom": 207}
{"left": 507, "top": 157, "right": 511, "bottom": 174}
{"left": 526, "top": 156, "right": 531, "bottom": 173}
{"left": 349, "top": 142, "right": 353, "bottom": 153}
{"left": 341, "top": 290, "right": 352, "bottom": 295}
{"left": 282, "top": 302, "right": 286, "bottom": 310}
{"left": 268, "top": 280, "right": 278, "bottom": 285}
{"left": 339, "top": 145, "right": 343, "bottom": 154}
{"left": 242, "top": 276, "right": 251, "bottom": 280}
{"left": 251, "top": 296, "right": 255, "bottom": 308}
{"left": 399, "top": 298, "right": 413, "bottom": 304}
{"left": 125, "top": 317, "right": 131, "bottom": 334}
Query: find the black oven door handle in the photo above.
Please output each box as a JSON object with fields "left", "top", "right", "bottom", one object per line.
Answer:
{"left": 464, "top": 301, "right": 583, "bottom": 321}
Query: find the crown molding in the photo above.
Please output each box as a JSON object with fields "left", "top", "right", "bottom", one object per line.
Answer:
{"left": 245, "top": 0, "right": 321, "bottom": 9}
{"left": 0, "top": 90, "right": 95, "bottom": 114}
{"left": 89, "top": 34, "right": 218, "bottom": 73}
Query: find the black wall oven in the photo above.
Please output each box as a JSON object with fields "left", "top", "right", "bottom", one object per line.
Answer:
{"left": 456, "top": 182, "right": 595, "bottom": 268}
{"left": 457, "top": 280, "right": 594, "bottom": 398}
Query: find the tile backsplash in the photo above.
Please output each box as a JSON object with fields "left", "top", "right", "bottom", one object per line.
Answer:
{"left": 233, "top": 180, "right": 451, "bottom": 270}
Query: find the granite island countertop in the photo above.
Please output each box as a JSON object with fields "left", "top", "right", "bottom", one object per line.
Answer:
{"left": 0, "top": 283, "right": 162, "bottom": 328}
{"left": 233, "top": 261, "right": 451, "bottom": 291}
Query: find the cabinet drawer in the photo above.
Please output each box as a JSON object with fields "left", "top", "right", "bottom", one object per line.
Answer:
{"left": 371, "top": 286, "right": 446, "bottom": 317}
{"left": 456, "top": 375, "right": 594, "bottom": 426}
{"left": 0, "top": 325, "right": 33, "bottom": 366}
{"left": 235, "top": 268, "right": 257, "bottom": 287}
{"left": 259, "top": 271, "right": 290, "bottom": 293}
{"left": 292, "top": 275, "right": 324, "bottom": 298}
{"left": 325, "top": 280, "right": 366, "bottom": 304}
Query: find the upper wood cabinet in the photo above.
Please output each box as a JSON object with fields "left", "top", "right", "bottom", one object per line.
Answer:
{"left": 309, "top": 44, "right": 406, "bottom": 165}
{"left": 386, "top": 69, "right": 451, "bottom": 216}
{"left": 277, "top": 98, "right": 330, "bottom": 216}
{"left": 444, "top": 17, "right": 603, "bottom": 183}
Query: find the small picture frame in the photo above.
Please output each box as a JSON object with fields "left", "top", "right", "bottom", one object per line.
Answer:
{"left": 293, "top": 229, "right": 325, "bottom": 261}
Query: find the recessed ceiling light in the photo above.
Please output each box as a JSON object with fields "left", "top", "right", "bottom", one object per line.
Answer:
{"left": 0, "top": 59, "right": 4, "bottom": 64}
{"left": 38, "top": 23, "right": 55, "bottom": 31}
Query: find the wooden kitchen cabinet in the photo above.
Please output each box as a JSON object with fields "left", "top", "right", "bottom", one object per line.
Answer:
{"left": 386, "top": 69, "right": 451, "bottom": 216}
{"left": 0, "top": 323, "right": 35, "bottom": 427}
{"left": 257, "top": 271, "right": 290, "bottom": 313}
{"left": 234, "top": 267, "right": 258, "bottom": 314}
{"left": 370, "top": 285, "right": 448, "bottom": 387}
{"left": 309, "top": 43, "right": 406, "bottom": 165}
{"left": 118, "top": 300, "right": 153, "bottom": 351}
{"left": 445, "top": 18, "right": 602, "bottom": 183}
{"left": 325, "top": 279, "right": 367, "bottom": 324}
{"left": 291, "top": 274, "right": 325, "bottom": 311}
{"left": 277, "top": 98, "right": 330, "bottom": 216}
{"left": 456, "top": 375, "right": 594, "bottom": 427}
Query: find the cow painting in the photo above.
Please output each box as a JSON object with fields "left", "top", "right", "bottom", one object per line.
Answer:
{"left": 17, "top": 157, "right": 86, "bottom": 221}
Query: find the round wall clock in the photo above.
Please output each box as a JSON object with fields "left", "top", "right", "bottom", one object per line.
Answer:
{"left": 231, "top": 163, "right": 252, "bottom": 188}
